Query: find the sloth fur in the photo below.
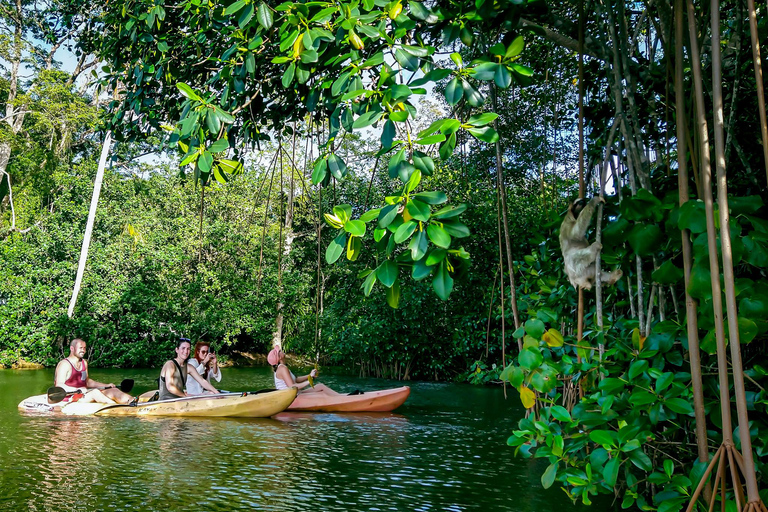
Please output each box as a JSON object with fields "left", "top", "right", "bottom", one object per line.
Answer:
{"left": 559, "top": 196, "right": 623, "bottom": 290}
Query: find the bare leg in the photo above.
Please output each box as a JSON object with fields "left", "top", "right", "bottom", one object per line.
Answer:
{"left": 82, "top": 389, "right": 118, "bottom": 405}
{"left": 102, "top": 388, "right": 133, "bottom": 404}
{"left": 299, "top": 383, "right": 339, "bottom": 395}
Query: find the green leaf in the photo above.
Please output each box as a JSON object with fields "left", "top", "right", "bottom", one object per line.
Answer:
{"left": 394, "top": 220, "right": 417, "bottom": 243}
{"left": 627, "top": 224, "right": 663, "bottom": 256}
{"left": 550, "top": 405, "right": 571, "bottom": 422}
{"left": 282, "top": 62, "right": 295, "bottom": 88}
{"left": 426, "top": 248, "right": 447, "bottom": 266}
{"left": 415, "top": 134, "right": 446, "bottom": 145}
{"left": 409, "top": 230, "right": 428, "bottom": 260}
{"left": 344, "top": 220, "right": 366, "bottom": 237}
{"left": 386, "top": 279, "right": 401, "bottom": 308}
{"left": 378, "top": 203, "right": 399, "bottom": 228}
{"left": 652, "top": 260, "right": 684, "bottom": 284}
{"left": 655, "top": 372, "right": 675, "bottom": 393}
{"left": 208, "top": 138, "right": 229, "bottom": 153}
{"left": 177, "top": 83, "right": 202, "bottom": 102}
{"left": 510, "top": 62, "right": 533, "bottom": 77}
{"left": 603, "top": 456, "right": 620, "bottom": 487}
{"left": 433, "top": 203, "right": 467, "bottom": 219}
{"left": 440, "top": 220, "right": 469, "bottom": 238}
{"left": 439, "top": 132, "right": 457, "bottom": 160}
{"left": 413, "top": 151, "right": 435, "bottom": 175}
{"left": 467, "top": 126, "right": 499, "bottom": 143}
{"left": 238, "top": 3, "right": 254, "bottom": 28}
{"left": 466, "top": 113, "right": 498, "bottom": 127}
{"left": 257, "top": 2, "right": 273, "bottom": 30}
{"left": 394, "top": 47, "right": 420, "bottom": 71}
{"left": 445, "top": 77, "right": 463, "bottom": 105}
{"left": 353, "top": 110, "right": 383, "bottom": 129}
{"left": 494, "top": 64, "right": 512, "bottom": 89}
{"left": 432, "top": 260, "right": 454, "bottom": 299}
{"left": 362, "top": 269, "right": 377, "bottom": 296}
{"left": 738, "top": 316, "right": 758, "bottom": 343}
{"left": 198, "top": 151, "right": 213, "bottom": 173}
{"left": 311, "top": 158, "right": 327, "bottom": 185}
{"left": 412, "top": 258, "right": 433, "bottom": 280}
{"left": 677, "top": 200, "right": 707, "bottom": 233}
{"left": 541, "top": 463, "right": 558, "bottom": 489}
{"left": 664, "top": 398, "right": 694, "bottom": 415}
{"left": 628, "top": 360, "right": 649, "bottom": 380}
{"left": 225, "top": 0, "right": 247, "bottom": 15}
{"left": 518, "top": 347, "right": 543, "bottom": 370}
{"left": 628, "top": 449, "right": 653, "bottom": 471}
{"left": 381, "top": 119, "right": 396, "bottom": 149}
{"left": 427, "top": 223, "right": 451, "bottom": 248}
{"left": 377, "top": 260, "right": 399, "bottom": 288}
{"left": 327, "top": 153, "right": 348, "bottom": 179}
{"left": 472, "top": 62, "right": 497, "bottom": 81}
{"left": 462, "top": 80, "right": 484, "bottom": 107}
{"left": 589, "top": 430, "right": 616, "bottom": 448}
{"left": 359, "top": 208, "right": 381, "bottom": 223}
{"left": 406, "top": 200, "right": 431, "bottom": 222}
{"left": 413, "top": 191, "right": 447, "bottom": 205}
{"left": 506, "top": 35, "right": 525, "bottom": 58}
{"left": 326, "top": 233, "right": 346, "bottom": 264}
{"left": 346, "top": 235, "right": 362, "bottom": 261}
{"left": 300, "top": 49, "right": 318, "bottom": 63}
{"left": 525, "top": 318, "right": 546, "bottom": 338}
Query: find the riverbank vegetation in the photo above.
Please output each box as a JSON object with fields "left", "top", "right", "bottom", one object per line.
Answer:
{"left": 1, "top": 0, "right": 768, "bottom": 509}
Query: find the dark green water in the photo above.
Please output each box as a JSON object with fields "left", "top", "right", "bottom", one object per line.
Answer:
{"left": 0, "top": 368, "right": 592, "bottom": 511}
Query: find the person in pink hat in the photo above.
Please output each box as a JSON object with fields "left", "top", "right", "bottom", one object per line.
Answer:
{"left": 268, "top": 347, "right": 331, "bottom": 394}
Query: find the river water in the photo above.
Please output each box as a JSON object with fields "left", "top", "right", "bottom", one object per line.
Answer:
{"left": 0, "top": 368, "right": 594, "bottom": 511}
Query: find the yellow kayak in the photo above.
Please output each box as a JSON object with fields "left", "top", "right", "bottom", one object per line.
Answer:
{"left": 19, "top": 389, "right": 297, "bottom": 418}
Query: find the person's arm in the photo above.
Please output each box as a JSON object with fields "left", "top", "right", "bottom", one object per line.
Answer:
{"left": 54, "top": 361, "right": 80, "bottom": 392}
{"left": 277, "top": 366, "right": 311, "bottom": 390}
{"left": 188, "top": 365, "right": 220, "bottom": 393}
{"left": 209, "top": 354, "right": 221, "bottom": 382}
{"left": 162, "top": 362, "right": 186, "bottom": 397}
{"left": 294, "top": 369, "right": 318, "bottom": 384}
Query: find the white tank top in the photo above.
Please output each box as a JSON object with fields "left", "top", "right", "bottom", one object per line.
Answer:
{"left": 274, "top": 365, "right": 296, "bottom": 390}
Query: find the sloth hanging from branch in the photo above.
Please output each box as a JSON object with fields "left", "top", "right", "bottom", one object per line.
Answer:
{"left": 559, "top": 196, "right": 622, "bottom": 290}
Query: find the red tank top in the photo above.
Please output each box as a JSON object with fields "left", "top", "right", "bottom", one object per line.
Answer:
{"left": 64, "top": 359, "right": 88, "bottom": 388}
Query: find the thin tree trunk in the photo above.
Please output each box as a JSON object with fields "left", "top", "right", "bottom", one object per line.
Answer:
{"left": 747, "top": 0, "right": 768, "bottom": 183}
{"left": 490, "top": 84, "right": 522, "bottom": 352}
{"left": 687, "top": 0, "right": 734, "bottom": 445}
{"left": 711, "top": 0, "right": 761, "bottom": 500}
{"left": 675, "top": 0, "right": 710, "bottom": 476}
{"left": 68, "top": 131, "right": 113, "bottom": 318}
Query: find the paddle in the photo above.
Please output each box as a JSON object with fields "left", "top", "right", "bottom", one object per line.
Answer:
{"left": 47, "top": 379, "right": 135, "bottom": 404}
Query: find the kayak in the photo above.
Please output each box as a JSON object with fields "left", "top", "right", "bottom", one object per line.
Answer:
{"left": 287, "top": 385, "right": 410, "bottom": 412}
{"left": 18, "top": 388, "right": 297, "bottom": 418}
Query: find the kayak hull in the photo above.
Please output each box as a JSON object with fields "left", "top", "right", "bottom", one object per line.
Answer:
{"left": 288, "top": 386, "right": 410, "bottom": 412}
{"left": 18, "top": 389, "right": 297, "bottom": 418}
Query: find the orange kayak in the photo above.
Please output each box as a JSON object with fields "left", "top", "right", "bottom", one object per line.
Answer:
{"left": 288, "top": 385, "right": 410, "bottom": 412}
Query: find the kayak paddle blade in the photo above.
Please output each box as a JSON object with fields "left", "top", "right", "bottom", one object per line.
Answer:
{"left": 47, "top": 386, "right": 68, "bottom": 404}
{"left": 119, "top": 379, "right": 135, "bottom": 393}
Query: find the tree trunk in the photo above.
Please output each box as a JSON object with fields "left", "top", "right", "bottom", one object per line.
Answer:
{"left": 67, "top": 131, "right": 113, "bottom": 318}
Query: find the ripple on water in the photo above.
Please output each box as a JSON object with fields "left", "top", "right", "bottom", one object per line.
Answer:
{"left": 0, "top": 370, "right": 598, "bottom": 511}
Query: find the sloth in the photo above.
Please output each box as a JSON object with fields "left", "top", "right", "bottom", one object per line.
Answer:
{"left": 559, "top": 196, "right": 623, "bottom": 290}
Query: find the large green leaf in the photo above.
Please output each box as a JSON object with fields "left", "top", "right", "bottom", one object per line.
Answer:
{"left": 327, "top": 153, "right": 348, "bottom": 179}
{"left": 677, "top": 200, "right": 707, "bottom": 233}
{"left": 409, "top": 230, "right": 428, "bottom": 260}
{"left": 627, "top": 224, "right": 663, "bottom": 256}
{"left": 344, "top": 220, "right": 366, "bottom": 237}
{"left": 433, "top": 203, "right": 467, "bottom": 219}
{"left": 541, "top": 463, "right": 557, "bottom": 489}
{"left": 445, "top": 77, "right": 462, "bottom": 105}
{"left": 377, "top": 260, "right": 399, "bottom": 287}
{"left": 412, "top": 258, "right": 433, "bottom": 280}
{"left": 441, "top": 220, "right": 469, "bottom": 238}
{"left": 518, "top": 347, "right": 543, "bottom": 370}
{"left": 326, "top": 233, "right": 346, "bottom": 264}
{"left": 652, "top": 260, "right": 684, "bottom": 284}
{"left": 256, "top": 2, "right": 273, "bottom": 29}
{"left": 394, "top": 220, "right": 417, "bottom": 243}
{"left": 386, "top": 279, "right": 400, "bottom": 308}
{"left": 378, "top": 203, "right": 399, "bottom": 228}
{"left": 413, "top": 151, "right": 435, "bottom": 175}
{"left": 432, "top": 260, "right": 454, "bottom": 299}
{"left": 406, "top": 199, "right": 431, "bottom": 222}
{"left": 427, "top": 223, "right": 451, "bottom": 248}
{"left": 413, "top": 191, "right": 446, "bottom": 205}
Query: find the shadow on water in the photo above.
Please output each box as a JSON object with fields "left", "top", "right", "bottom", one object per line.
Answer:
{"left": 0, "top": 368, "right": 605, "bottom": 511}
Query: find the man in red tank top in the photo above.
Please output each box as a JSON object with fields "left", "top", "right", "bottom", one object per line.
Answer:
{"left": 54, "top": 338, "right": 133, "bottom": 404}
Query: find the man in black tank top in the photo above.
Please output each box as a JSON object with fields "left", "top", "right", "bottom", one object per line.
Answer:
{"left": 159, "top": 339, "right": 221, "bottom": 400}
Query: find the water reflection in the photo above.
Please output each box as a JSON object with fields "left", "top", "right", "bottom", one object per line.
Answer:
{"left": 0, "top": 369, "right": 596, "bottom": 511}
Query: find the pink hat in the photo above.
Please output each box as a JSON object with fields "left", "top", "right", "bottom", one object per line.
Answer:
{"left": 267, "top": 348, "right": 281, "bottom": 366}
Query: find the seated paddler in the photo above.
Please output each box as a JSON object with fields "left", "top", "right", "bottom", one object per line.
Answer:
{"left": 54, "top": 338, "right": 133, "bottom": 404}
{"left": 159, "top": 338, "right": 221, "bottom": 400}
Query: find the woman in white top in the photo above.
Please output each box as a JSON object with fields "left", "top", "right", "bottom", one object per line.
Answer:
{"left": 186, "top": 341, "right": 222, "bottom": 395}
{"left": 267, "top": 348, "right": 331, "bottom": 394}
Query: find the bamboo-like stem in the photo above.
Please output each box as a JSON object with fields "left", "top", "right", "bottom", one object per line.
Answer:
{"left": 686, "top": 446, "right": 723, "bottom": 511}
{"left": 707, "top": 448, "right": 725, "bottom": 512}
{"left": 686, "top": 0, "right": 733, "bottom": 442}
{"left": 746, "top": 0, "right": 768, "bottom": 183}
{"left": 711, "top": 0, "right": 762, "bottom": 501}
{"left": 675, "top": 0, "right": 710, "bottom": 481}
{"left": 491, "top": 84, "right": 522, "bottom": 352}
